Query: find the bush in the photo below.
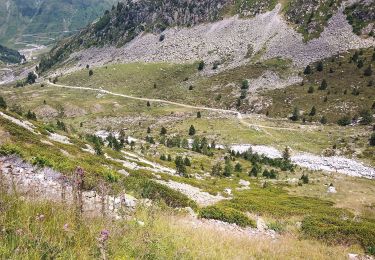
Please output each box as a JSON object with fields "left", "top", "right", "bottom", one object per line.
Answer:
{"left": 26, "top": 72, "right": 37, "bottom": 84}
{"left": 359, "top": 110, "right": 373, "bottom": 125}
{"left": 241, "top": 80, "right": 249, "bottom": 89}
{"left": 301, "top": 215, "right": 375, "bottom": 254}
{"left": 139, "top": 179, "right": 197, "bottom": 209}
{"left": 364, "top": 65, "right": 372, "bottom": 76}
{"left": 199, "top": 206, "right": 255, "bottom": 227}
{"left": 319, "top": 79, "right": 327, "bottom": 90}
{"left": 188, "top": 125, "right": 196, "bottom": 136}
{"left": 290, "top": 107, "right": 300, "bottom": 121}
{"left": 316, "top": 62, "right": 323, "bottom": 72}
{"left": 159, "top": 34, "right": 165, "bottom": 42}
{"left": 198, "top": 61, "right": 205, "bottom": 71}
{"left": 32, "top": 156, "right": 53, "bottom": 168}
{"left": 89, "top": 70, "right": 94, "bottom": 76}
{"left": 337, "top": 116, "right": 351, "bottom": 126}
{"left": 304, "top": 65, "right": 312, "bottom": 74}
{"left": 0, "top": 144, "right": 22, "bottom": 156}
{"left": 320, "top": 116, "right": 328, "bottom": 125}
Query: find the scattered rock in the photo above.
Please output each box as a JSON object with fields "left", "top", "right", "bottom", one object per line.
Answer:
{"left": 327, "top": 186, "right": 337, "bottom": 193}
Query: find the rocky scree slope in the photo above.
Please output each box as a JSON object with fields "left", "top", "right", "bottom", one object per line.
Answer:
{"left": 39, "top": 0, "right": 375, "bottom": 75}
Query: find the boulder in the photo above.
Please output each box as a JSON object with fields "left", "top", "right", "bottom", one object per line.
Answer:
{"left": 327, "top": 186, "right": 337, "bottom": 193}
{"left": 239, "top": 179, "right": 250, "bottom": 187}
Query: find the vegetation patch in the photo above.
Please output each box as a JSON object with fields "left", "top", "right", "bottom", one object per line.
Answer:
{"left": 199, "top": 205, "right": 256, "bottom": 227}
{"left": 302, "top": 215, "right": 375, "bottom": 254}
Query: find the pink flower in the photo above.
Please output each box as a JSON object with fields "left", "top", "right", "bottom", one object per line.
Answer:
{"left": 100, "top": 229, "right": 110, "bottom": 241}
{"left": 63, "top": 223, "right": 69, "bottom": 232}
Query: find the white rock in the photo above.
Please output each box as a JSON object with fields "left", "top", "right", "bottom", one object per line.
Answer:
{"left": 327, "top": 186, "right": 337, "bottom": 193}
{"left": 239, "top": 179, "right": 250, "bottom": 187}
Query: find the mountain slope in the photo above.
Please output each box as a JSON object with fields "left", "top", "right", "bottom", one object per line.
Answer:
{"left": 0, "top": 0, "right": 117, "bottom": 47}
{"left": 0, "top": 44, "right": 25, "bottom": 64}
{"left": 38, "top": 0, "right": 374, "bottom": 74}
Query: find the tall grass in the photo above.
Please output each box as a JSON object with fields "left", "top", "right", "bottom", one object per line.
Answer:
{"left": 0, "top": 193, "right": 357, "bottom": 259}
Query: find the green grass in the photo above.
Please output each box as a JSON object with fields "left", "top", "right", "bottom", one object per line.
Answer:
{"left": 264, "top": 47, "right": 375, "bottom": 122}
{"left": 0, "top": 194, "right": 359, "bottom": 259}
{"left": 283, "top": 0, "right": 342, "bottom": 41}
{"left": 199, "top": 206, "right": 256, "bottom": 227}
{"left": 59, "top": 62, "right": 200, "bottom": 103}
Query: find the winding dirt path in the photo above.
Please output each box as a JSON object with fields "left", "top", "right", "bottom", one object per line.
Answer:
{"left": 47, "top": 82, "right": 298, "bottom": 131}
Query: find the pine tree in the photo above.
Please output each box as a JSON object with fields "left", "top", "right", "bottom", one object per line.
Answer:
{"left": 304, "top": 65, "right": 312, "bottom": 75}
{"left": 249, "top": 164, "right": 261, "bottom": 177}
{"left": 364, "top": 65, "right": 373, "bottom": 76}
{"left": 241, "top": 80, "right": 249, "bottom": 89}
{"left": 316, "top": 61, "right": 323, "bottom": 72}
{"left": 370, "top": 133, "right": 375, "bottom": 146}
{"left": 94, "top": 141, "right": 103, "bottom": 156}
{"left": 352, "top": 51, "right": 359, "bottom": 62}
{"left": 175, "top": 156, "right": 187, "bottom": 176}
{"left": 223, "top": 160, "right": 233, "bottom": 177}
{"left": 308, "top": 86, "right": 314, "bottom": 93}
{"left": 147, "top": 127, "right": 151, "bottom": 134}
{"left": 184, "top": 157, "right": 191, "bottom": 167}
{"left": 300, "top": 174, "right": 309, "bottom": 184}
{"left": 359, "top": 110, "right": 373, "bottom": 125}
{"left": 357, "top": 60, "right": 364, "bottom": 69}
{"left": 211, "top": 163, "right": 222, "bottom": 176}
{"left": 320, "top": 116, "right": 328, "bottom": 125}
{"left": 189, "top": 125, "right": 196, "bottom": 136}
{"left": 0, "top": 96, "right": 6, "bottom": 109}
{"left": 234, "top": 162, "right": 242, "bottom": 172}
{"left": 198, "top": 61, "right": 205, "bottom": 71}
{"left": 160, "top": 126, "right": 167, "bottom": 135}
{"left": 89, "top": 70, "right": 94, "bottom": 76}
{"left": 309, "top": 106, "right": 316, "bottom": 116}
{"left": 290, "top": 107, "right": 300, "bottom": 121}
{"left": 197, "top": 111, "right": 201, "bottom": 118}
{"left": 319, "top": 79, "right": 327, "bottom": 90}
{"left": 147, "top": 101, "right": 151, "bottom": 107}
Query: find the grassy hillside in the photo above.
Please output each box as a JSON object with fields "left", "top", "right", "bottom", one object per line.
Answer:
{"left": 264, "top": 47, "right": 375, "bottom": 123}
{"left": 1, "top": 194, "right": 361, "bottom": 259}
{"left": 1, "top": 78, "right": 375, "bottom": 256}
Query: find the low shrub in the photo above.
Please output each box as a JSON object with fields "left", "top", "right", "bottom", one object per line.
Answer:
{"left": 301, "top": 215, "right": 375, "bottom": 254}
{"left": 32, "top": 156, "right": 53, "bottom": 168}
{"left": 0, "top": 144, "right": 22, "bottom": 156}
{"left": 199, "top": 206, "right": 255, "bottom": 227}
{"left": 124, "top": 176, "right": 197, "bottom": 209}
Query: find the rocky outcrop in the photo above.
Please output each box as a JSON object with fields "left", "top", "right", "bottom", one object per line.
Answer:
{"left": 0, "top": 155, "right": 137, "bottom": 218}
{"left": 53, "top": 3, "right": 374, "bottom": 79}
